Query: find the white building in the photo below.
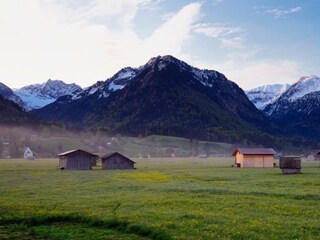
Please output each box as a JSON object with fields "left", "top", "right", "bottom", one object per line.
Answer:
{"left": 24, "top": 147, "right": 35, "bottom": 160}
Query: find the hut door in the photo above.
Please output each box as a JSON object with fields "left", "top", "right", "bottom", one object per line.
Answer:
{"left": 243, "top": 157, "right": 254, "bottom": 167}
{"left": 254, "top": 157, "right": 264, "bottom": 168}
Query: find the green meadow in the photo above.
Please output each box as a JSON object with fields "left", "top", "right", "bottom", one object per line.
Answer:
{"left": 0, "top": 158, "right": 319, "bottom": 239}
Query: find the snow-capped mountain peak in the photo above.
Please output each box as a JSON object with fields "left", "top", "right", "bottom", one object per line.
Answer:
{"left": 285, "top": 75, "right": 320, "bottom": 101}
{"left": 72, "top": 67, "right": 139, "bottom": 100}
{"left": 145, "top": 55, "right": 226, "bottom": 88}
{"left": 263, "top": 75, "right": 320, "bottom": 116}
{"left": 14, "top": 79, "right": 82, "bottom": 110}
{"left": 246, "top": 83, "right": 291, "bottom": 110}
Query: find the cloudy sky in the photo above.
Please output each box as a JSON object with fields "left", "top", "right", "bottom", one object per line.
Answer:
{"left": 0, "top": 0, "right": 319, "bottom": 90}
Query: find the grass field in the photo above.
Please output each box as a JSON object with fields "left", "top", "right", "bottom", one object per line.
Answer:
{"left": 0, "top": 158, "right": 319, "bottom": 239}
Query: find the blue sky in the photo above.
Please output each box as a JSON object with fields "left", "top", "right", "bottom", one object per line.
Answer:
{"left": 0, "top": 0, "right": 319, "bottom": 90}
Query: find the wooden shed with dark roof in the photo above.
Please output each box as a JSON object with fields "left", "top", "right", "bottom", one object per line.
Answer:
{"left": 101, "top": 152, "right": 135, "bottom": 170}
{"left": 58, "top": 149, "right": 98, "bottom": 170}
{"left": 233, "top": 148, "right": 276, "bottom": 168}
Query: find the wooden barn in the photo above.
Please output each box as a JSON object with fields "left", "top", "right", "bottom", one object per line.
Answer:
{"left": 307, "top": 150, "right": 320, "bottom": 161}
{"left": 58, "top": 149, "right": 98, "bottom": 170}
{"left": 233, "top": 148, "right": 276, "bottom": 168}
{"left": 101, "top": 152, "right": 135, "bottom": 170}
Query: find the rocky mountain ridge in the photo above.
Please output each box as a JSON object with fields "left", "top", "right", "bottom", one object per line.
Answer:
{"left": 33, "top": 55, "right": 268, "bottom": 140}
{"left": 14, "top": 79, "right": 82, "bottom": 110}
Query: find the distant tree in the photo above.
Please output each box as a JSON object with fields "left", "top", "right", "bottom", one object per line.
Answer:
{"left": 116, "top": 133, "right": 122, "bottom": 142}
{"left": 57, "top": 142, "right": 63, "bottom": 153}
{"left": 22, "top": 135, "right": 31, "bottom": 147}
{"left": 0, "top": 141, "right": 3, "bottom": 158}
{"left": 203, "top": 142, "right": 210, "bottom": 156}
{"left": 10, "top": 142, "right": 20, "bottom": 158}
{"left": 190, "top": 139, "right": 199, "bottom": 156}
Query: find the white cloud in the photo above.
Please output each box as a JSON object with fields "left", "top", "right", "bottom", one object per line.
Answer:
{"left": 193, "top": 23, "right": 242, "bottom": 38}
{"left": 193, "top": 23, "right": 245, "bottom": 49}
{"left": 221, "top": 37, "right": 245, "bottom": 49}
{"left": 0, "top": 0, "right": 202, "bottom": 88}
{"left": 212, "top": 0, "right": 223, "bottom": 6}
{"left": 220, "top": 59, "right": 303, "bottom": 90}
{"left": 146, "top": 3, "right": 201, "bottom": 56}
{"left": 264, "top": 6, "right": 302, "bottom": 19}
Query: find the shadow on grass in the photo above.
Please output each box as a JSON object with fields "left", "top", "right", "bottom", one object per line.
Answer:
{"left": 166, "top": 187, "right": 320, "bottom": 201}
{"left": 0, "top": 214, "right": 172, "bottom": 240}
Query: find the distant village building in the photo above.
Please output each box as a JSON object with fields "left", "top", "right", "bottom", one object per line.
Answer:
{"left": 24, "top": 147, "right": 35, "bottom": 160}
{"left": 58, "top": 149, "right": 98, "bottom": 170}
{"left": 307, "top": 150, "right": 320, "bottom": 161}
{"left": 233, "top": 148, "right": 276, "bottom": 168}
{"left": 280, "top": 156, "right": 301, "bottom": 174}
{"left": 101, "top": 152, "right": 135, "bottom": 170}
{"left": 165, "top": 148, "right": 176, "bottom": 157}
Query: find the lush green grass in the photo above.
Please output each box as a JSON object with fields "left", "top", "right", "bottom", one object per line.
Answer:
{"left": 0, "top": 158, "right": 319, "bottom": 239}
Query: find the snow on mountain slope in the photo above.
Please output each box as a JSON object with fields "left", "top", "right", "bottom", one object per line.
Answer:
{"left": 264, "top": 75, "right": 320, "bottom": 116}
{"left": 33, "top": 55, "right": 267, "bottom": 135}
{"left": 65, "top": 56, "right": 228, "bottom": 104}
{"left": 246, "top": 84, "right": 290, "bottom": 110}
{"left": 145, "top": 55, "right": 226, "bottom": 88}
{"left": 72, "top": 67, "right": 139, "bottom": 100}
{"left": 15, "top": 79, "right": 82, "bottom": 110}
{"left": 283, "top": 75, "right": 320, "bottom": 101}
{"left": 0, "top": 82, "right": 25, "bottom": 107}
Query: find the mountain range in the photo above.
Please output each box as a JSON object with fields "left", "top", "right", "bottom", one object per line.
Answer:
{"left": 262, "top": 75, "right": 320, "bottom": 138}
{"left": 1, "top": 56, "right": 320, "bottom": 141}
{"left": 14, "top": 79, "right": 82, "bottom": 110}
{"left": 33, "top": 55, "right": 267, "bottom": 140}
{"left": 246, "top": 84, "right": 291, "bottom": 110}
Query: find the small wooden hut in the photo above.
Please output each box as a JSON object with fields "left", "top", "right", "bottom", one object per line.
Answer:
{"left": 101, "top": 152, "right": 135, "bottom": 170}
{"left": 233, "top": 148, "right": 276, "bottom": 168}
{"left": 280, "top": 156, "right": 301, "bottom": 174}
{"left": 58, "top": 149, "right": 98, "bottom": 170}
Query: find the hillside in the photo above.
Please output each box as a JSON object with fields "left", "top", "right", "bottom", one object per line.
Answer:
{"left": 0, "top": 95, "right": 37, "bottom": 125}
{"left": 264, "top": 76, "right": 320, "bottom": 139}
{"left": 34, "top": 55, "right": 268, "bottom": 141}
{"left": 0, "top": 82, "right": 24, "bottom": 107}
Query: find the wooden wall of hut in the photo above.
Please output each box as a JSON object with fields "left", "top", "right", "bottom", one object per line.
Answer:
{"left": 59, "top": 151, "right": 96, "bottom": 170}
{"left": 279, "top": 156, "right": 301, "bottom": 174}
{"left": 102, "top": 154, "right": 134, "bottom": 170}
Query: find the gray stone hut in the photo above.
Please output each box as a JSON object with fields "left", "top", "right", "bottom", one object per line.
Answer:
{"left": 101, "top": 152, "right": 135, "bottom": 170}
{"left": 58, "top": 149, "right": 98, "bottom": 170}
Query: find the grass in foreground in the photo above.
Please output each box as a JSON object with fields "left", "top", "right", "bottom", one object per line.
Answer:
{"left": 0, "top": 158, "right": 319, "bottom": 239}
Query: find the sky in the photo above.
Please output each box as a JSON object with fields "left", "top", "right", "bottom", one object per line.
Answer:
{"left": 0, "top": 0, "right": 319, "bottom": 90}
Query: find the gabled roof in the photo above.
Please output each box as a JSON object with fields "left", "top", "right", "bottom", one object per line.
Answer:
{"left": 233, "top": 148, "right": 276, "bottom": 156}
{"left": 58, "top": 149, "right": 99, "bottom": 157}
{"left": 101, "top": 152, "right": 135, "bottom": 163}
